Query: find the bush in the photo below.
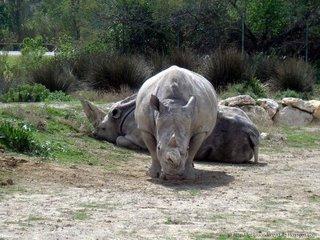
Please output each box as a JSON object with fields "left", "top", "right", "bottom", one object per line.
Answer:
{"left": 88, "top": 54, "right": 152, "bottom": 91}
{"left": 202, "top": 48, "right": 250, "bottom": 89}
{"left": 275, "top": 89, "right": 303, "bottom": 99}
{"left": 30, "top": 58, "right": 76, "bottom": 92}
{"left": 0, "top": 121, "right": 50, "bottom": 156}
{"left": 219, "top": 77, "right": 267, "bottom": 100}
{"left": 168, "top": 49, "right": 200, "bottom": 72}
{"left": 149, "top": 49, "right": 200, "bottom": 74}
{"left": 251, "top": 53, "right": 278, "bottom": 83}
{"left": 1, "top": 83, "right": 49, "bottom": 103}
{"left": 45, "top": 91, "right": 73, "bottom": 102}
{"left": 21, "top": 36, "right": 47, "bottom": 71}
{"left": 272, "top": 58, "right": 316, "bottom": 93}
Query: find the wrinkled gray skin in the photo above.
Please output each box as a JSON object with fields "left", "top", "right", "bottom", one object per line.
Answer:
{"left": 195, "top": 106, "right": 260, "bottom": 163}
{"left": 135, "top": 66, "right": 218, "bottom": 180}
{"left": 81, "top": 94, "right": 145, "bottom": 150}
{"left": 82, "top": 96, "right": 260, "bottom": 165}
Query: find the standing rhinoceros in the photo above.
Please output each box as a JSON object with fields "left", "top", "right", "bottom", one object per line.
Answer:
{"left": 81, "top": 94, "right": 146, "bottom": 150}
{"left": 195, "top": 106, "right": 260, "bottom": 163}
{"left": 135, "top": 66, "right": 218, "bottom": 180}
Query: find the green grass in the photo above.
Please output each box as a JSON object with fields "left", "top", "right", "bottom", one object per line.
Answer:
{"left": 309, "top": 195, "right": 320, "bottom": 203}
{"left": 164, "top": 217, "right": 181, "bottom": 225}
{"left": 0, "top": 103, "right": 134, "bottom": 168}
{"left": 73, "top": 210, "right": 89, "bottom": 221}
{"left": 282, "top": 127, "right": 320, "bottom": 148}
{"left": 260, "top": 126, "right": 320, "bottom": 154}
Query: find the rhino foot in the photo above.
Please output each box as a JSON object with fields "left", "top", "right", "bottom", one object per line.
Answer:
{"left": 182, "top": 166, "right": 196, "bottom": 180}
{"left": 148, "top": 166, "right": 161, "bottom": 178}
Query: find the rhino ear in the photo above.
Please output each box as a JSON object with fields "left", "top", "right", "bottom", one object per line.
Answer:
{"left": 81, "top": 100, "right": 106, "bottom": 127}
{"left": 150, "top": 94, "right": 160, "bottom": 112}
{"left": 183, "top": 96, "right": 196, "bottom": 112}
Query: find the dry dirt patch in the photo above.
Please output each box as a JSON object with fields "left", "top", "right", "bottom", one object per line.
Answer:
{"left": 0, "top": 147, "right": 320, "bottom": 239}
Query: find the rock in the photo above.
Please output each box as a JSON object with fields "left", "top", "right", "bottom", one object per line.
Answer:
{"left": 282, "top": 98, "right": 315, "bottom": 113}
{"left": 308, "top": 100, "right": 320, "bottom": 119}
{"left": 240, "top": 105, "right": 273, "bottom": 126}
{"left": 257, "top": 98, "right": 279, "bottom": 119}
{"left": 221, "top": 95, "right": 256, "bottom": 107}
{"left": 274, "top": 106, "right": 313, "bottom": 126}
{"left": 260, "top": 132, "right": 269, "bottom": 140}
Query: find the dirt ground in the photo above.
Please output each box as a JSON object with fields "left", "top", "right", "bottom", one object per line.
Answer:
{"left": 0, "top": 145, "right": 320, "bottom": 239}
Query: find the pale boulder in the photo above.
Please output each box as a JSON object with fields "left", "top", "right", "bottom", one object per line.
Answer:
{"left": 274, "top": 106, "right": 313, "bottom": 126}
{"left": 257, "top": 98, "right": 279, "bottom": 119}
{"left": 308, "top": 100, "right": 320, "bottom": 119}
{"left": 220, "top": 95, "right": 256, "bottom": 107}
{"left": 240, "top": 105, "right": 273, "bottom": 126}
{"left": 282, "top": 98, "right": 315, "bottom": 113}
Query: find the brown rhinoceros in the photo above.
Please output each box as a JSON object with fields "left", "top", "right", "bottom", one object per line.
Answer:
{"left": 82, "top": 95, "right": 260, "bottom": 165}
{"left": 135, "top": 66, "right": 218, "bottom": 180}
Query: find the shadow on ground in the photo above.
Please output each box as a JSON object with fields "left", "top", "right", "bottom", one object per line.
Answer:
{"left": 148, "top": 169, "right": 234, "bottom": 190}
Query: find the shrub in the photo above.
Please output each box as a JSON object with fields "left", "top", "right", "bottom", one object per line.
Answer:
{"left": 30, "top": 58, "right": 76, "bottom": 92}
{"left": 219, "top": 77, "right": 267, "bottom": 100}
{"left": 1, "top": 83, "right": 49, "bottom": 103}
{"left": 149, "top": 49, "right": 200, "bottom": 74}
{"left": 272, "top": 58, "right": 316, "bottom": 93}
{"left": 202, "top": 48, "right": 250, "bottom": 89}
{"left": 45, "top": 91, "right": 73, "bottom": 102}
{"left": 88, "top": 54, "right": 152, "bottom": 91}
{"left": 0, "top": 121, "right": 50, "bottom": 156}
{"left": 251, "top": 53, "right": 278, "bottom": 83}
{"left": 20, "top": 36, "right": 47, "bottom": 71}
{"left": 167, "top": 49, "right": 200, "bottom": 72}
{"left": 275, "top": 89, "right": 303, "bottom": 99}
{"left": 70, "top": 52, "right": 91, "bottom": 81}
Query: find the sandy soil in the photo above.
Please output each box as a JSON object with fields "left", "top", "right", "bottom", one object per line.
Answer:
{"left": 0, "top": 146, "right": 320, "bottom": 240}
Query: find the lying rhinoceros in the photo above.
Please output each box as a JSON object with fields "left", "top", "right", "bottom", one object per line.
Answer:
{"left": 81, "top": 94, "right": 146, "bottom": 150}
{"left": 194, "top": 105, "right": 260, "bottom": 163}
{"left": 82, "top": 95, "right": 260, "bottom": 165}
{"left": 135, "top": 66, "right": 218, "bottom": 179}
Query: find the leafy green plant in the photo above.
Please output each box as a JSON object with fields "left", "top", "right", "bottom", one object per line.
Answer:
{"left": 220, "top": 77, "right": 267, "bottom": 99}
{"left": 21, "top": 36, "right": 47, "bottom": 71}
{"left": 45, "top": 91, "right": 73, "bottom": 102}
{"left": 0, "top": 121, "right": 50, "bottom": 156}
{"left": 274, "top": 89, "right": 303, "bottom": 99}
{"left": 1, "top": 83, "right": 49, "bottom": 103}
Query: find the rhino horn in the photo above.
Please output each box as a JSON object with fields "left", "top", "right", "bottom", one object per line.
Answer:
{"left": 183, "top": 96, "right": 196, "bottom": 111}
{"left": 81, "top": 100, "right": 106, "bottom": 128}
{"left": 168, "top": 133, "right": 178, "bottom": 148}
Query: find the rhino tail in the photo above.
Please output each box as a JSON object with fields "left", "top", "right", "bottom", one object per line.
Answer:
{"left": 248, "top": 129, "right": 260, "bottom": 163}
{"left": 253, "top": 145, "right": 259, "bottom": 163}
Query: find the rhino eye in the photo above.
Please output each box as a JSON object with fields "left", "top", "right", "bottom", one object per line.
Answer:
{"left": 112, "top": 109, "right": 121, "bottom": 119}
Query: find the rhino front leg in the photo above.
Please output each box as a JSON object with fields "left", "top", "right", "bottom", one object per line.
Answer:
{"left": 183, "top": 133, "right": 207, "bottom": 180}
{"left": 116, "top": 136, "right": 141, "bottom": 151}
{"left": 140, "top": 131, "right": 161, "bottom": 178}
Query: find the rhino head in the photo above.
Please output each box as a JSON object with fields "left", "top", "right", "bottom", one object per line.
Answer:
{"left": 150, "top": 94, "right": 196, "bottom": 177}
{"left": 81, "top": 100, "right": 120, "bottom": 142}
{"left": 81, "top": 95, "right": 137, "bottom": 143}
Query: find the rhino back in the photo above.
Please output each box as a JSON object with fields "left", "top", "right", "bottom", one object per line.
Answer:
{"left": 135, "top": 66, "right": 218, "bottom": 135}
{"left": 196, "top": 106, "right": 260, "bottom": 163}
